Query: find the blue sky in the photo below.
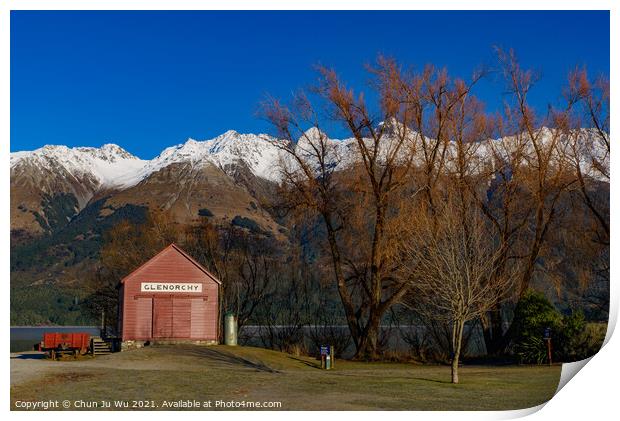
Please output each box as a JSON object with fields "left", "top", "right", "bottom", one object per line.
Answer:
{"left": 11, "top": 10, "right": 609, "bottom": 159}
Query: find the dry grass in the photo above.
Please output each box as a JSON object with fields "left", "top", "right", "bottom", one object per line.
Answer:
{"left": 11, "top": 345, "right": 561, "bottom": 411}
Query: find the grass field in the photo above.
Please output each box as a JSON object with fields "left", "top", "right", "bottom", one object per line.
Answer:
{"left": 11, "top": 345, "right": 561, "bottom": 411}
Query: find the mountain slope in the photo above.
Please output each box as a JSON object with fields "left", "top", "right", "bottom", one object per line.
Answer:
{"left": 102, "top": 161, "right": 282, "bottom": 236}
{"left": 11, "top": 144, "right": 145, "bottom": 236}
{"left": 11, "top": 127, "right": 609, "bottom": 238}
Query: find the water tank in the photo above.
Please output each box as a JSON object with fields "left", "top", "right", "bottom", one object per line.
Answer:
{"left": 224, "top": 312, "right": 238, "bottom": 346}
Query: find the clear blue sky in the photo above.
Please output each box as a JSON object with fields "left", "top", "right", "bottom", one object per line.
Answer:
{"left": 11, "top": 10, "right": 609, "bottom": 159}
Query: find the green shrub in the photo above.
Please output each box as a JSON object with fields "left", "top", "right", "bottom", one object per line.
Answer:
{"left": 511, "top": 290, "right": 606, "bottom": 363}
{"left": 558, "top": 321, "right": 607, "bottom": 361}
{"left": 515, "top": 336, "right": 548, "bottom": 365}
{"left": 511, "top": 290, "right": 562, "bottom": 364}
{"left": 555, "top": 311, "right": 586, "bottom": 361}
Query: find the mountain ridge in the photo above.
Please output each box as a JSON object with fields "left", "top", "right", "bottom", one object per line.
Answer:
{"left": 12, "top": 126, "right": 608, "bottom": 188}
{"left": 11, "top": 127, "right": 608, "bottom": 237}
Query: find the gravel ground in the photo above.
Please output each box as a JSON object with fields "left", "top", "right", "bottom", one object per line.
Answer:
{"left": 11, "top": 352, "right": 60, "bottom": 386}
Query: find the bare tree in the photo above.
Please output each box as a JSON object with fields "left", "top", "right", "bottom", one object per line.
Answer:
{"left": 496, "top": 48, "right": 576, "bottom": 298}
{"left": 549, "top": 68, "right": 610, "bottom": 320}
{"left": 184, "top": 220, "right": 280, "bottom": 339}
{"left": 561, "top": 68, "right": 609, "bottom": 242}
{"left": 260, "top": 58, "right": 421, "bottom": 359}
{"left": 260, "top": 57, "right": 491, "bottom": 359}
{"left": 228, "top": 236, "right": 276, "bottom": 332}
{"left": 401, "top": 202, "right": 516, "bottom": 383}
{"left": 468, "top": 50, "right": 583, "bottom": 354}
{"left": 256, "top": 259, "right": 311, "bottom": 355}
{"left": 402, "top": 63, "right": 487, "bottom": 215}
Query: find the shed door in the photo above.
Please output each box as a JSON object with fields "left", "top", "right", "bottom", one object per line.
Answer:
{"left": 135, "top": 298, "right": 153, "bottom": 339}
{"left": 190, "top": 298, "right": 208, "bottom": 339}
{"left": 153, "top": 298, "right": 173, "bottom": 338}
{"left": 172, "top": 298, "right": 191, "bottom": 338}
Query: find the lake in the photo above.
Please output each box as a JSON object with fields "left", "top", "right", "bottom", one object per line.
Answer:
{"left": 11, "top": 325, "right": 487, "bottom": 356}
{"left": 10, "top": 326, "right": 101, "bottom": 352}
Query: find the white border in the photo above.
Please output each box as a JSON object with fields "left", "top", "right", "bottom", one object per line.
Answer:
{"left": 0, "top": 1, "right": 616, "bottom": 10}
{"left": 2, "top": 2, "right": 616, "bottom": 421}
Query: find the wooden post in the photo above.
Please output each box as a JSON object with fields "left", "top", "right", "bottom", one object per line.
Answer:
{"left": 101, "top": 309, "right": 105, "bottom": 338}
{"left": 546, "top": 338, "right": 552, "bottom": 366}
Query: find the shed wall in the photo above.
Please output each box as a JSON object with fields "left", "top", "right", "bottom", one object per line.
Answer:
{"left": 121, "top": 246, "right": 219, "bottom": 342}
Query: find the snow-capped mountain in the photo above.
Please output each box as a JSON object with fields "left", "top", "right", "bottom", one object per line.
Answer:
{"left": 10, "top": 143, "right": 147, "bottom": 190}
{"left": 10, "top": 127, "right": 609, "bottom": 237}
{"left": 11, "top": 127, "right": 610, "bottom": 192}
{"left": 135, "top": 130, "right": 288, "bottom": 184}
{"left": 11, "top": 130, "right": 292, "bottom": 191}
{"left": 10, "top": 131, "right": 299, "bottom": 236}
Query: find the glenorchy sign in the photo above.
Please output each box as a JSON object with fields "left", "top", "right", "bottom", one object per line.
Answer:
{"left": 140, "top": 282, "right": 203, "bottom": 293}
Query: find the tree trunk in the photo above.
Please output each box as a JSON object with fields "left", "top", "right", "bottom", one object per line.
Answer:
{"left": 451, "top": 320, "right": 465, "bottom": 384}
{"left": 322, "top": 213, "right": 362, "bottom": 351}
{"left": 482, "top": 306, "right": 504, "bottom": 356}
{"left": 451, "top": 353, "right": 460, "bottom": 384}
{"left": 353, "top": 311, "right": 381, "bottom": 360}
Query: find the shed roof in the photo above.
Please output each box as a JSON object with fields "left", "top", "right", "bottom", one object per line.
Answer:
{"left": 120, "top": 243, "right": 222, "bottom": 285}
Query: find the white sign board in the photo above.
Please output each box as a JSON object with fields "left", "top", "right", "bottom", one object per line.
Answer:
{"left": 140, "top": 282, "right": 202, "bottom": 293}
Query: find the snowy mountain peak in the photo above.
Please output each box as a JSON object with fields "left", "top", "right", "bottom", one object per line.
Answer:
{"left": 141, "top": 130, "right": 284, "bottom": 182}
{"left": 299, "top": 127, "right": 329, "bottom": 142}
{"left": 75, "top": 143, "right": 138, "bottom": 162}
{"left": 215, "top": 129, "right": 241, "bottom": 139}
{"left": 10, "top": 127, "right": 609, "bottom": 199}
{"left": 10, "top": 143, "right": 146, "bottom": 189}
{"left": 12, "top": 143, "right": 139, "bottom": 165}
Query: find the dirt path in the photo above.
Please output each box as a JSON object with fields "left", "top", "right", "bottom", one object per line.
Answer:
{"left": 11, "top": 345, "right": 290, "bottom": 386}
{"left": 11, "top": 352, "right": 62, "bottom": 386}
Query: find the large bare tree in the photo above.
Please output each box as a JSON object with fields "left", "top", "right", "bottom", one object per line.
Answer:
{"left": 261, "top": 58, "right": 424, "bottom": 359}
{"left": 496, "top": 49, "right": 577, "bottom": 298}
{"left": 401, "top": 201, "right": 516, "bottom": 383}
{"left": 261, "top": 58, "right": 497, "bottom": 359}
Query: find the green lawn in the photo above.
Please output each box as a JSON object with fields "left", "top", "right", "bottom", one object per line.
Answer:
{"left": 11, "top": 345, "right": 561, "bottom": 410}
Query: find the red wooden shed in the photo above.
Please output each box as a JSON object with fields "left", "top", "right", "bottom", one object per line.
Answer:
{"left": 119, "top": 243, "right": 220, "bottom": 349}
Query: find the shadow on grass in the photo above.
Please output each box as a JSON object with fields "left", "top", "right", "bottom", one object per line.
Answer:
{"left": 160, "top": 345, "right": 280, "bottom": 373}
{"left": 288, "top": 356, "right": 321, "bottom": 369}
{"left": 408, "top": 376, "right": 453, "bottom": 385}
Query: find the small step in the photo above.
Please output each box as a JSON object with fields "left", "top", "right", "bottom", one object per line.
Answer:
{"left": 91, "top": 337, "right": 113, "bottom": 355}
